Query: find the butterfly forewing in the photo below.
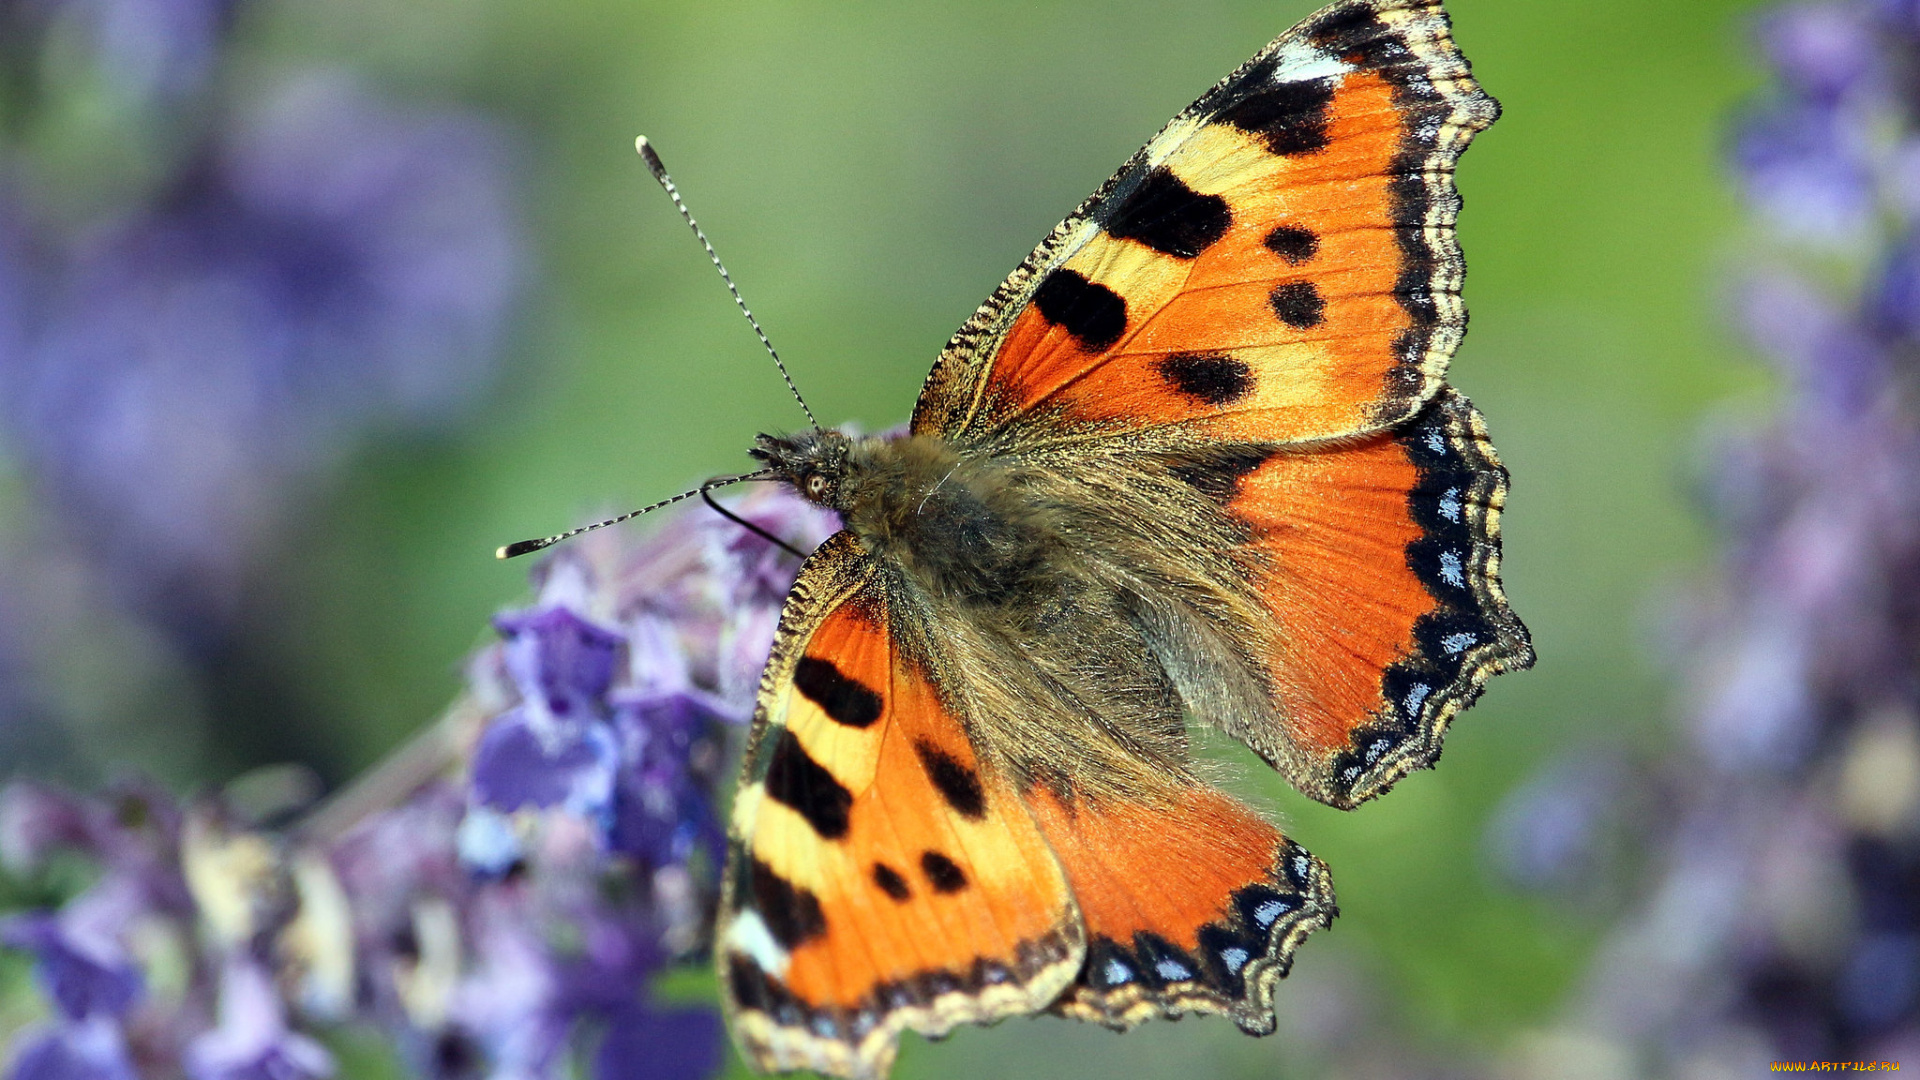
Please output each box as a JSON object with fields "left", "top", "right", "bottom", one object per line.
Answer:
{"left": 719, "top": 533, "right": 1084, "bottom": 1080}
{"left": 912, "top": 0, "right": 1496, "bottom": 448}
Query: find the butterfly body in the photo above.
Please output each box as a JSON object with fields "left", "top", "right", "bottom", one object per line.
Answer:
{"left": 756, "top": 423, "right": 1333, "bottom": 804}
{"left": 716, "top": 3, "right": 1531, "bottom": 1076}
{"left": 751, "top": 430, "right": 1075, "bottom": 618}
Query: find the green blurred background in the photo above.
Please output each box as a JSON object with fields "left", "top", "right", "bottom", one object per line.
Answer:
{"left": 4, "top": 0, "right": 1778, "bottom": 1075}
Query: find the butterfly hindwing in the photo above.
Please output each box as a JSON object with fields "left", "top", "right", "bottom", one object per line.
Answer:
{"left": 913, "top": 0, "right": 1497, "bottom": 448}
{"left": 719, "top": 533, "right": 1084, "bottom": 1080}
{"left": 1177, "top": 387, "right": 1532, "bottom": 807}
{"left": 1026, "top": 783, "right": 1335, "bottom": 1032}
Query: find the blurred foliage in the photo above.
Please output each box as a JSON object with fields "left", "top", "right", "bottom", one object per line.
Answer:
{"left": 2, "top": 0, "right": 1780, "bottom": 1077}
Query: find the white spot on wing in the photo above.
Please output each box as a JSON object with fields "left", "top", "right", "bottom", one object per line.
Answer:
{"left": 1439, "top": 550, "right": 1466, "bottom": 588}
{"left": 1404, "top": 682, "right": 1432, "bottom": 719}
{"left": 1442, "top": 631, "right": 1477, "bottom": 655}
{"left": 1268, "top": 38, "right": 1354, "bottom": 84}
{"left": 1103, "top": 957, "right": 1134, "bottom": 985}
{"left": 1220, "top": 946, "right": 1251, "bottom": 974}
{"left": 1155, "top": 957, "right": 1195, "bottom": 982}
{"left": 1252, "top": 898, "right": 1286, "bottom": 928}
{"left": 725, "top": 911, "right": 791, "bottom": 978}
{"left": 1438, "top": 487, "right": 1463, "bottom": 522}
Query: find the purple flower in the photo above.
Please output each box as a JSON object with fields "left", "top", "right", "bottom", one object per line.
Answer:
{"left": 0, "top": 783, "right": 103, "bottom": 872}
{"left": 0, "top": 779, "right": 195, "bottom": 920}
{"left": 184, "top": 959, "right": 333, "bottom": 1080}
{"left": 1758, "top": 3, "right": 1881, "bottom": 100}
{"left": 0, "top": 914, "right": 142, "bottom": 1022}
{"left": 1731, "top": 99, "right": 1875, "bottom": 243}
{"left": 470, "top": 710, "right": 619, "bottom": 821}
{"left": 1869, "top": 230, "right": 1920, "bottom": 339}
{"left": 1733, "top": 271, "right": 1885, "bottom": 417}
{"left": 462, "top": 488, "right": 829, "bottom": 876}
{"left": 591, "top": 1005, "right": 723, "bottom": 1080}
{"left": 495, "top": 607, "right": 624, "bottom": 726}
{"left": 5, "top": 1018, "right": 138, "bottom": 1080}
{"left": 607, "top": 693, "right": 729, "bottom": 871}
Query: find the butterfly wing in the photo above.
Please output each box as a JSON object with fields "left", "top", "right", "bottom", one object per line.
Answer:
{"left": 1181, "top": 388, "right": 1532, "bottom": 807}
{"left": 912, "top": 0, "right": 1495, "bottom": 448}
{"left": 1025, "top": 782, "right": 1335, "bottom": 1031}
{"left": 718, "top": 532, "right": 1084, "bottom": 1080}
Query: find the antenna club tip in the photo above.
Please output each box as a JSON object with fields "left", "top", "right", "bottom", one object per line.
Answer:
{"left": 498, "top": 539, "right": 548, "bottom": 560}
{"left": 634, "top": 136, "right": 668, "bottom": 180}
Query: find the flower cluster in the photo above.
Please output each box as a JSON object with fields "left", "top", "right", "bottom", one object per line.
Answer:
{"left": 0, "top": 487, "right": 837, "bottom": 1080}
{"left": 1499, "top": 2, "right": 1920, "bottom": 1072}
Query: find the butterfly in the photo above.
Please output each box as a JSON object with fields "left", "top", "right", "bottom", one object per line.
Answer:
{"left": 712, "top": 1, "right": 1531, "bottom": 1075}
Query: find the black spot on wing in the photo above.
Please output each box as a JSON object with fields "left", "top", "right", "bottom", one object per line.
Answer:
{"left": 1197, "top": 924, "right": 1256, "bottom": 997}
{"left": 913, "top": 740, "right": 987, "bottom": 820}
{"left": 1085, "top": 937, "right": 1138, "bottom": 990}
{"left": 764, "top": 729, "right": 852, "bottom": 839}
{"left": 1033, "top": 268, "right": 1128, "bottom": 352}
{"left": 1306, "top": 7, "right": 1418, "bottom": 73}
{"left": 749, "top": 858, "right": 826, "bottom": 948}
{"left": 1132, "top": 931, "right": 1201, "bottom": 986}
{"left": 793, "top": 656, "right": 882, "bottom": 728}
{"left": 1154, "top": 353, "right": 1254, "bottom": 406}
{"left": 1099, "top": 166, "right": 1231, "bottom": 259}
{"left": 1234, "top": 884, "right": 1297, "bottom": 935}
{"left": 728, "top": 953, "right": 772, "bottom": 1011}
{"left": 1169, "top": 445, "right": 1271, "bottom": 503}
{"left": 1396, "top": 263, "right": 1441, "bottom": 327}
{"left": 919, "top": 851, "right": 969, "bottom": 893}
{"left": 872, "top": 862, "right": 912, "bottom": 902}
{"left": 1270, "top": 281, "right": 1326, "bottom": 329}
{"left": 1215, "top": 67, "right": 1335, "bottom": 157}
{"left": 1263, "top": 225, "right": 1319, "bottom": 265}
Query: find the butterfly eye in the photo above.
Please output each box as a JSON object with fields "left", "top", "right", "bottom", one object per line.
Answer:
{"left": 806, "top": 474, "right": 829, "bottom": 500}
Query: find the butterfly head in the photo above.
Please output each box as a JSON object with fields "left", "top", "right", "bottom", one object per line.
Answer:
{"left": 750, "top": 429, "right": 855, "bottom": 510}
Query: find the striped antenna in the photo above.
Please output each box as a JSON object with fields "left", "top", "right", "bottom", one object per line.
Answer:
{"left": 495, "top": 472, "right": 771, "bottom": 559}
{"left": 635, "top": 136, "right": 817, "bottom": 429}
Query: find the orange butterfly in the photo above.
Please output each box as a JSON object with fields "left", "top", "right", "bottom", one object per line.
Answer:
{"left": 704, "top": 1, "right": 1531, "bottom": 1075}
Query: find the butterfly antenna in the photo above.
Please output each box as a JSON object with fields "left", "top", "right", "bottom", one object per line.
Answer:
{"left": 495, "top": 471, "right": 775, "bottom": 559}
{"left": 636, "top": 136, "right": 818, "bottom": 430}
